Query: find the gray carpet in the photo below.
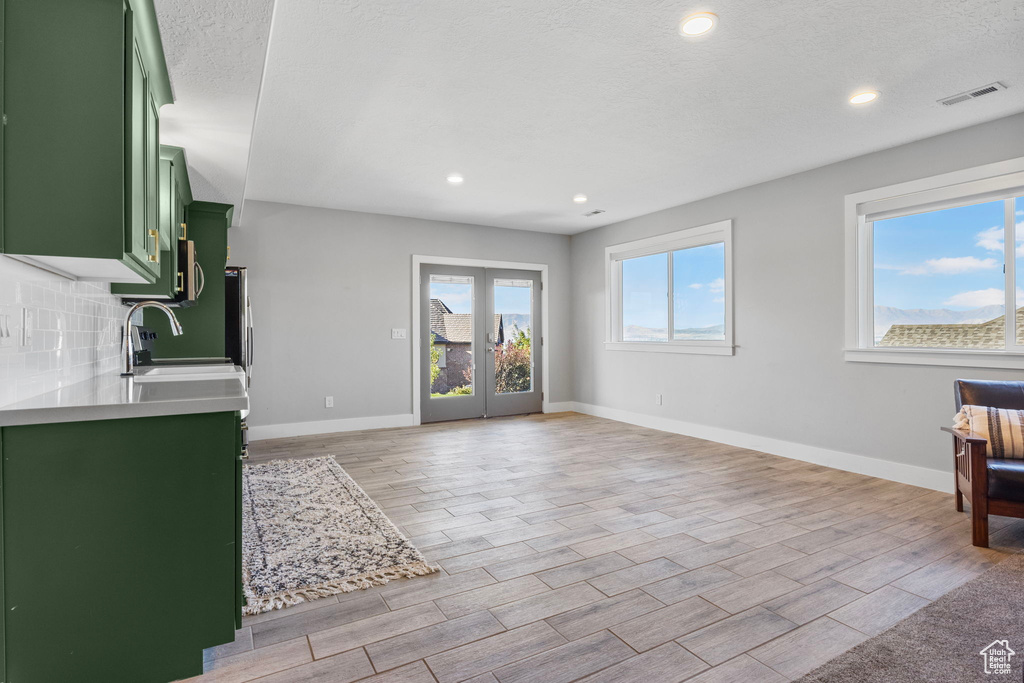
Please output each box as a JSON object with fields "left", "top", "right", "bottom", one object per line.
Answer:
{"left": 798, "top": 553, "right": 1024, "bottom": 682}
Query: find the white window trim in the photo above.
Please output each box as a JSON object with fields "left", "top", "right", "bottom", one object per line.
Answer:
{"left": 844, "top": 157, "right": 1024, "bottom": 369}
{"left": 605, "top": 219, "right": 734, "bottom": 355}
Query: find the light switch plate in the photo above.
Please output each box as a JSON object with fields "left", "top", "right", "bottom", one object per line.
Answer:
{"left": 325, "top": 396, "right": 334, "bottom": 408}
{"left": 391, "top": 328, "right": 407, "bottom": 340}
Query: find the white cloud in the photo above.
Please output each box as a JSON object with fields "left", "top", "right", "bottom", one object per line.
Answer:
{"left": 708, "top": 278, "right": 725, "bottom": 293}
{"left": 975, "top": 224, "right": 1024, "bottom": 257}
{"left": 687, "top": 283, "right": 703, "bottom": 289}
{"left": 901, "top": 256, "right": 999, "bottom": 275}
{"left": 712, "top": 297, "right": 725, "bottom": 304}
{"left": 943, "top": 288, "right": 1005, "bottom": 307}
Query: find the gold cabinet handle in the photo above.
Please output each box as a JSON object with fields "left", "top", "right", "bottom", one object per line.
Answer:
{"left": 176, "top": 271, "right": 184, "bottom": 293}
{"left": 179, "top": 222, "right": 187, "bottom": 241}
{"left": 148, "top": 229, "right": 159, "bottom": 262}
{"left": 227, "top": 245, "right": 231, "bottom": 261}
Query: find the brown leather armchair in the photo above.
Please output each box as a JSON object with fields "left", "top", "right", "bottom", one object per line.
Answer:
{"left": 943, "top": 379, "right": 1024, "bottom": 547}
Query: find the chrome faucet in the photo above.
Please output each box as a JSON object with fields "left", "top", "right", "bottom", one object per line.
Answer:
{"left": 121, "top": 301, "right": 183, "bottom": 376}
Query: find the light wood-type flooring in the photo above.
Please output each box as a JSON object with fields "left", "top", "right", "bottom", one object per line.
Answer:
{"left": 183, "top": 412, "right": 1024, "bottom": 683}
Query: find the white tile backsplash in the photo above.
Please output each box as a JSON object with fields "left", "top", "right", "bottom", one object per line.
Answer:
{"left": 0, "top": 257, "right": 123, "bottom": 407}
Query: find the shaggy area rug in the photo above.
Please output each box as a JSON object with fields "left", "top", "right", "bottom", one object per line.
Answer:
{"left": 242, "top": 456, "right": 439, "bottom": 614}
{"left": 797, "top": 552, "right": 1024, "bottom": 682}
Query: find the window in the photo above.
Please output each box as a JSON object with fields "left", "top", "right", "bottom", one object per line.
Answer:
{"left": 845, "top": 158, "right": 1024, "bottom": 368}
{"left": 606, "top": 220, "right": 733, "bottom": 354}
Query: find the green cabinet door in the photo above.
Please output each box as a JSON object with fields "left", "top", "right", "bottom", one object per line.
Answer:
{"left": 112, "top": 146, "right": 194, "bottom": 300}
{"left": 1, "top": 0, "right": 172, "bottom": 283}
{"left": 126, "top": 30, "right": 152, "bottom": 273}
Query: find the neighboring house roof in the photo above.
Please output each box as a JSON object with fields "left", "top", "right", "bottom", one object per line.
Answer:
{"left": 429, "top": 299, "right": 453, "bottom": 342}
{"left": 429, "top": 298, "right": 503, "bottom": 344}
{"left": 879, "top": 308, "right": 1024, "bottom": 349}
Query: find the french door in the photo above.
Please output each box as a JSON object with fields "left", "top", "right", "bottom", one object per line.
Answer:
{"left": 420, "top": 264, "right": 542, "bottom": 423}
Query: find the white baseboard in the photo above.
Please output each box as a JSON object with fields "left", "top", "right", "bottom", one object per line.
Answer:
{"left": 571, "top": 402, "right": 952, "bottom": 493}
{"left": 248, "top": 413, "right": 417, "bottom": 441}
{"left": 544, "top": 401, "right": 576, "bottom": 414}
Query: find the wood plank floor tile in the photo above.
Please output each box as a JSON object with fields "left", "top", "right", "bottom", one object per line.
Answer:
{"left": 485, "top": 547, "right": 585, "bottom": 581}
{"left": 492, "top": 630, "right": 634, "bottom": 683}
{"left": 699, "top": 571, "right": 803, "bottom": 614}
{"left": 546, "top": 588, "right": 664, "bottom": 640}
{"left": 251, "top": 648, "right": 375, "bottom": 683}
{"left": 308, "top": 602, "right": 447, "bottom": 659}
{"left": 236, "top": 414, "right": 1024, "bottom": 683}
{"left": 576, "top": 642, "right": 708, "bottom": 683}
{"left": 185, "top": 637, "right": 312, "bottom": 683}
{"left": 668, "top": 538, "right": 754, "bottom": 569}
{"left": 683, "top": 654, "right": 788, "bottom": 683}
{"left": 439, "top": 543, "right": 536, "bottom": 574}
{"left": 827, "top": 585, "right": 931, "bottom": 635}
{"left": 436, "top": 576, "right": 551, "bottom": 619}
{"left": 250, "top": 593, "right": 389, "bottom": 649}
{"left": 716, "top": 544, "right": 807, "bottom": 577}
{"left": 748, "top": 617, "right": 868, "bottom": 679}
{"left": 588, "top": 558, "right": 688, "bottom": 596}
{"left": 762, "top": 578, "right": 865, "bottom": 625}
{"left": 425, "top": 621, "right": 568, "bottom": 683}
{"left": 774, "top": 548, "right": 861, "bottom": 585}
{"left": 536, "top": 553, "right": 635, "bottom": 589}
{"left": 491, "top": 582, "right": 604, "bottom": 629}
{"left": 641, "top": 565, "right": 741, "bottom": 605}
{"left": 381, "top": 568, "right": 496, "bottom": 610}
{"left": 365, "top": 611, "right": 505, "bottom": 672}
{"left": 677, "top": 607, "right": 797, "bottom": 666}
{"left": 610, "top": 597, "right": 729, "bottom": 652}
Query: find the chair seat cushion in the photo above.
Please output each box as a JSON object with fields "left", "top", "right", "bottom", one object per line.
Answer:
{"left": 988, "top": 458, "right": 1024, "bottom": 502}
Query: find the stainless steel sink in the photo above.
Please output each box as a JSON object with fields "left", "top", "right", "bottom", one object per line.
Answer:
{"left": 132, "top": 365, "right": 243, "bottom": 382}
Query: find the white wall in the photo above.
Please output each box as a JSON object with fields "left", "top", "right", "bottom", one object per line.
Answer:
{"left": 570, "top": 112, "right": 1024, "bottom": 489}
{"left": 230, "top": 201, "right": 573, "bottom": 437}
{"left": 0, "top": 257, "right": 122, "bottom": 407}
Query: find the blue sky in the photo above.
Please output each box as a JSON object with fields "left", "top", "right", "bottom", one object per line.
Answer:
{"left": 621, "top": 242, "right": 726, "bottom": 330}
{"left": 874, "top": 198, "right": 1024, "bottom": 310}
{"left": 430, "top": 281, "right": 532, "bottom": 316}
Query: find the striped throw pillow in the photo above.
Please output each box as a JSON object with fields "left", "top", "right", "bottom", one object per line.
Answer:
{"left": 954, "top": 405, "right": 1024, "bottom": 459}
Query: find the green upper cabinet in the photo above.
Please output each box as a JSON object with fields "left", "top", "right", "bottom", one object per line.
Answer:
{"left": 112, "top": 145, "right": 193, "bottom": 300}
{"left": 1, "top": 0, "right": 173, "bottom": 283}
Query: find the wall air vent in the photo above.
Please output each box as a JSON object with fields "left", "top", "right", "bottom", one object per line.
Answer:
{"left": 938, "top": 81, "right": 1007, "bottom": 106}
{"left": 584, "top": 209, "right": 606, "bottom": 217}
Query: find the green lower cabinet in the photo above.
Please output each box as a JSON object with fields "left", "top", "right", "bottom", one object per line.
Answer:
{"left": 0, "top": 411, "right": 241, "bottom": 682}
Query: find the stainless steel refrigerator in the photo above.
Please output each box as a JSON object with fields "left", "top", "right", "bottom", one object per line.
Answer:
{"left": 225, "top": 267, "right": 253, "bottom": 387}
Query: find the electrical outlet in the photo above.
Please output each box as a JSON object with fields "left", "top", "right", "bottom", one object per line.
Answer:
{"left": 655, "top": 393, "right": 663, "bottom": 406}
{"left": 325, "top": 396, "right": 334, "bottom": 408}
{"left": 391, "top": 328, "right": 407, "bottom": 340}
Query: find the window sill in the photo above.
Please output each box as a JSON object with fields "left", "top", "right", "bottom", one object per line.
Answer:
{"left": 604, "top": 342, "right": 734, "bottom": 356}
{"left": 844, "top": 348, "right": 1024, "bottom": 370}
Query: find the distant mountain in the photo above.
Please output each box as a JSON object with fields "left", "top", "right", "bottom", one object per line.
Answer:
{"left": 622, "top": 324, "right": 725, "bottom": 341}
{"left": 873, "top": 305, "right": 1005, "bottom": 340}
{"left": 501, "top": 314, "right": 532, "bottom": 338}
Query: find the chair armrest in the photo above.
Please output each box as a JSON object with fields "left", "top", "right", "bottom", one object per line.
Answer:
{"left": 941, "top": 426, "right": 988, "bottom": 446}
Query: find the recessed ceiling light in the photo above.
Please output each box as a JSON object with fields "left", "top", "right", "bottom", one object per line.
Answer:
{"left": 849, "top": 91, "right": 878, "bottom": 105}
{"left": 573, "top": 194, "right": 588, "bottom": 204}
{"left": 680, "top": 12, "right": 717, "bottom": 36}
{"left": 446, "top": 173, "right": 464, "bottom": 184}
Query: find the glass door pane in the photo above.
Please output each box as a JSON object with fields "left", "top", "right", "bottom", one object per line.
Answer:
{"left": 493, "top": 279, "right": 533, "bottom": 394}
{"left": 429, "top": 274, "right": 474, "bottom": 398}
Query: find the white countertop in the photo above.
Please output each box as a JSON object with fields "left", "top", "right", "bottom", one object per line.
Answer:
{"left": 0, "top": 369, "right": 249, "bottom": 426}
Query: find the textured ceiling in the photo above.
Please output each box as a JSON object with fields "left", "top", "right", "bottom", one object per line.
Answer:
{"left": 163, "top": 0, "right": 1024, "bottom": 234}
{"left": 154, "top": 0, "right": 274, "bottom": 225}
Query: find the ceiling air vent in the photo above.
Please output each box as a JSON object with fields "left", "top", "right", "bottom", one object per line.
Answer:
{"left": 584, "top": 209, "right": 606, "bottom": 217}
{"left": 938, "top": 82, "right": 1007, "bottom": 106}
